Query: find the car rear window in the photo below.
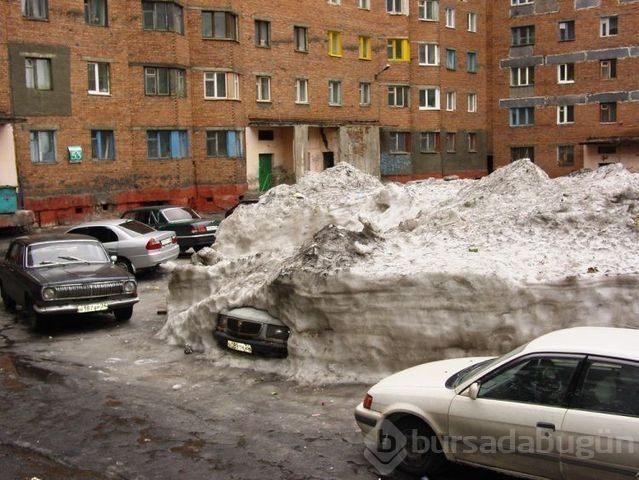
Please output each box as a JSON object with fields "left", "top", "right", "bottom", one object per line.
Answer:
{"left": 120, "top": 220, "right": 155, "bottom": 235}
{"left": 162, "top": 207, "right": 199, "bottom": 222}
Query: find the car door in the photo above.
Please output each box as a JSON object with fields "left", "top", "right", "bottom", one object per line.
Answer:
{"left": 2, "top": 242, "right": 26, "bottom": 302}
{"left": 448, "top": 355, "right": 583, "bottom": 479}
{"left": 560, "top": 358, "right": 639, "bottom": 480}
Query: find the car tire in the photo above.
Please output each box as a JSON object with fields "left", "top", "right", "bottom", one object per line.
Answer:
{"left": 113, "top": 306, "right": 133, "bottom": 322}
{"left": 114, "top": 257, "right": 134, "bottom": 275}
{"left": 394, "top": 418, "right": 447, "bottom": 477}
{"left": 0, "top": 282, "right": 16, "bottom": 312}
{"left": 25, "top": 297, "right": 44, "bottom": 331}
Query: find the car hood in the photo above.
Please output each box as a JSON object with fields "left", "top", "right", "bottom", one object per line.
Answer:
{"left": 29, "top": 263, "right": 132, "bottom": 285}
{"left": 371, "top": 357, "right": 492, "bottom": 391}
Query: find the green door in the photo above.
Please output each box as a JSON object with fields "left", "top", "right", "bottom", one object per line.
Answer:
{"left": 258, "top": 154, "right": 272, "bottom": 191}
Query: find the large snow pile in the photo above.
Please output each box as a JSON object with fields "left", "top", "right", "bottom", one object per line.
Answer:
{"left": 158, "top": 160, "right": 639, "bottom": 384}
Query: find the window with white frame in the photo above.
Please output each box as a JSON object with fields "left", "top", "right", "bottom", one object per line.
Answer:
{"left": 294, "top": 26, "right": 308, "bottom": 52}
{"left": 144, "top": 67, "right": 185, "bottom": 96}
{"left": 511, "top": 146, "right": 534, "bottom": 162}
{"left": 468, "top": 132, "right": 477, "bottom": 152}
{"left": 25, "top": 58, "right": 51, "bottom": 90}
{"left": 600, "top": 16, "right": 618, "bottom": 37}
{"left": 418, "top": 43, "right": 439, "bottom": 65}
{"left": 511, "top": 25, "right": 535, "bottom": 46}
{"left": 600, "top": 59, "right": 617, "bottom": 80}
{"left": 446, "top": 49, "right": 456, "bottom": 70}
{"left": 29, "top": 130, "right": 56, "bottom": 163}
{"left": 510, "top": 66, "right": 534, "bottom": 86}
{"left": 296, "top": 78, "right": 308, "bottom": 103}
{"left": 467, "top": 12, "right": 477, "bottom": 32}
{"left": 446, "top": 91, "right": 456, "bottom": 111}
{"left": 91, "top": 130, "right": 115, "bottom": 160}
{"left": 467, "top": 92, "right": 477, "bottom": 112}
{"left": 418, "top": 0, "right": 438, "bottom": 20}
{"left": 146, "top": 130, "right": 188, "bottom": 159}
{"left": 388, "top": 85, "right": 409, "bottom": 107}
{"left": 359, "top": 82, "right": 371, "bottom": 106}
{"left": 467, "top": 51, "right": 477, "bottom": 73}
{"left": 202, "top": 11, "right": 238, "bottom": 40}
{"left": 557, "top": 105, "right": 574, "bottom": 124}
{"left": 511, "top": 0, "right": 533, "bottom": 4}
{"left": 204, "top": 72, "right": 240, "bottom": 99}
{"left": 142, "top": 1, "right": 183, "bottom": 34}
{"left": 557, "top": 63, "right": 575, "bottom": 83}
{"left": 88, "top": 62, "right": 110, "bottom": 94}
{"left": 206, "top": 130, "right": 244, "bottom": 158}
{"left": 328, "top": 80, "right": 342, "bottom": 105}
{"left": 420, "top": 131, "right": 440, "bottom": 152}
{"left": 255, "top": 20, "right": 271, "bottom": 47}
{"left": 559, "top": 20, "right": 575, "bottom": 41}
{"left": 389, "top": 132, "right": 410, "bottom": 153}
{"left": 359, "top": 0, "right": 370, "bottom": 9}
{"left": 557, "top": 145, "right": 575, "bottom": 166}
{"left": 600, "top": 102, "right": 616, "bottom": 123}
{"left": 22, "top": 0, "right": 47, "bottom": 19}
{"left": 256, "top": 76, "right": 271, "bottom": 102}
{"left": 446, "top": 132, "right": 456, "bottom": 152}
{"left": 445, "top": 7, "right": 455, "bottom": 28}
{"left": 510, "top": 107, "right": 534, "bottom": 126}
{"left": 328, "top": 0, "right": 341, "bottom": 4}
{"left": 419, "top": 87, "right": 440, "bottom": 110}
{"left": 386, "top": 0, "right": 406, "bottom": 15}
{"left": 85, "top": 0, "right": 107, "bottom": 26}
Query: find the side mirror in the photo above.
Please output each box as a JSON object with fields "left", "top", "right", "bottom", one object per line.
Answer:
{"left": 468, "top": 382, "right": 480, "bottom": 400}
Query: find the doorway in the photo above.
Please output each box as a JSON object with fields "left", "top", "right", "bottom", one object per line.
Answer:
{"left": 258, "top": 153, "right": 272, "bottom": 191}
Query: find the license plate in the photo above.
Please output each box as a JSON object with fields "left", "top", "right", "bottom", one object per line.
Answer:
{"left": 78, "top": 303, "right": 108, "bottom": 313}
{"left": 227, "top": 340, "right": 252, "bottom": 354}
{"left": 206, "top": 226, "right": 217, "bottom": 232}
{"left": 161, "top": 238, "right": 172, "bottom": 246}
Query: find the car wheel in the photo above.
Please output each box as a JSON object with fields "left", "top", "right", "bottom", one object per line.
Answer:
{"left": 113, "top": 306, "right": 133, "bottom": 322}
{"left": 25, "top": 297, "right": 44, "bottom": 331}
{"left": 114, "top": 257, "right": 134, "bottom": 275}
{"left": 394, "top": 418, "right": 447, "bottom": 476}
{"left": 0, "top": 282, "right": 16, "bottom": 312}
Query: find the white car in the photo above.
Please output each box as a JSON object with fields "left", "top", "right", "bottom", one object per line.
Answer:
{"left": 354, "top": 326, "right": 639, "bottom": 479}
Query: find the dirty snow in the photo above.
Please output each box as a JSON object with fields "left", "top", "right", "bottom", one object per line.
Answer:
{"left": 157, "top": 160, "right": 639, "bottom": 385}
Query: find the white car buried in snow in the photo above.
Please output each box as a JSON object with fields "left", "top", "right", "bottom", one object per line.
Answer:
{"left": 354, "top": 326, "right": 639, "bottom": 479}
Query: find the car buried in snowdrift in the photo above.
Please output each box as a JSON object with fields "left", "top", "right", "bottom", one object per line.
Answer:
{"left": 213, "top": 307, "right": 290, "bottom": 358}
{"left": 354, "top": 326, "right": 639, "bottom": 479}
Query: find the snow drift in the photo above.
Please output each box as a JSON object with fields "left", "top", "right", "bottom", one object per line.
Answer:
{"left": 158, "top": 160, "right": 639, "bottom": 384}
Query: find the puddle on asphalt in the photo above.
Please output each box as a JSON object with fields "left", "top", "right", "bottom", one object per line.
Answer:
{"left": 0, "top": 353, "right": 66, "bottom": 390}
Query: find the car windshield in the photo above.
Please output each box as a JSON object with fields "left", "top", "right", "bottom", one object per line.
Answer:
{"left": 27, "top": 241, "right": 110, "bottom": 267}
{"left": 120, "top": 220, "right": 155, "bottom": 235}
{"left": 161, "top": 207, "right": 200, "bottom": 222}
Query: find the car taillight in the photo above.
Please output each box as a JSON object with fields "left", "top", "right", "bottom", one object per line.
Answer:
{"left": 363, "top": 393, "right": 373, "bottom": 409}
{"left": 191, "top": 225, "right": 207, "bottom": 234}
{"left": 146, "top": 238, "right": 162, "bottom": 250}
{"left": 171, "top": 235, "right": 177, "bottom": 244}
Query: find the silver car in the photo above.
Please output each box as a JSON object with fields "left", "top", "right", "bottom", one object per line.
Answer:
{"left": 355, "top": 326, "right": 639, "bottom": 479}
{"left": 66, "top": 219, "right": 179, "bottom": 274}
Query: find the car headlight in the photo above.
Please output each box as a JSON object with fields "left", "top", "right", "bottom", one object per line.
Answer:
{"left": 41, "top": 287, "right": 56, "bottom": 301}
{"left": 217, "top": 314, "right": 228, "bottom": 330}
{"left": 123, "top": 281, "right": 137, "bottom": 294}
{"left": 266, "top": 325, "right": 290, "bottom": 341}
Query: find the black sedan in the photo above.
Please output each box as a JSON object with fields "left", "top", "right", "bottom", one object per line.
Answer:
{"left": 121, "top": 206, "right": 220, "bottom": 253}
{"left": 0, "top": 233, "right": 139, "bottom": 329}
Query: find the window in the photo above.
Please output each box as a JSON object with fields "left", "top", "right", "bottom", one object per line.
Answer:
{"left": 387, "top": 39, "right": 410, "bottom": 61}
{"left": 85, "top": 0, "right": 107, "bottom": 26}
{"left": 147, "top": 130, "right": 188, "bottom": 159}
{"left": 600, "top": 16, "right": 618, "bottom": 37}
{"left": 600, "top": 102, "right": 616, "bottom": 123}
{"left": 511, "top": 0, "right": 533, "bottom": 4}
{"left": 467, "top": 52, "right": 477, "bottom": 73}
{"left": 359, "top": 36, "right": 372, "bottom": 60}
{"left": 202, "top": 11, "right": 238, "bottom": 40}
{"left": 418, "top": 43, "right": 439, "bottom": 66}
{"left": 601, "top": 59, "right": 617, "bottom": 80}
{"left": 510, "top": 107, "right": 534, "bottom": 126}
{"left": 206, "top": 130, "right": 244, "bottom": 158}
{"left": 445, "top": 7, "right": 455, "bottom": 28}
{"left": 559, "top": 20, "right": 575, "bottom": 41}
{"left": 418, "top": 0, "right": 438, "bottom": 20}
{"left": 25, "top": 58, "right": 51, "bottom": 90}
{"left": 557, "top": 145, "right": 575, "bottom": 167}
{"left": 328, "top": 80, "right": 342, "bottom": 106}
{"left": 598, "top": 144, "right": 616, "bottom": 155}
{"left": 87, "top": 62, "right": 109, "bottom": 94}
{"left": 446, "top": 49, "right": 456, "bottom": 70}
{"left": 29, "top": 130, "right": 56, "bottom": 163}
{"left": 510, "top": 66, "right": 534, "bottom": 86}
{"left": 296, "top": 78, "right": 308, "bottom": 103}
{"left": 91, "top": 130, "right": 114, "bottom": 160}
{"left": 386, "top": 0, "right": 406, "bottom": 14}
{"left": 294, "top": 26, "right": 308, "bottom": 52}
{"left": 328, "top": 0, "right": 341, "bottom": 4}
{"left": 557, "top": 105, "right": 575, "bottom": 124}
{"left": 420, "top": 132, "right": 440, "bottom": 153}
{"left": 511, "top": 146, "right": 534, "bottom": 162}
{"left": 558, "top": 63, "right": 575, "bottom": 83}
{"left": 144, "top": 67, "right": 185, "bottom": 97}
{"left": 573, "top": 360, "right": 639, "bottom": 417}
{"left": 359, "top": 82, "right": 371, "bottom": 106}
{"left": 468, "top": 132, "right": 477, "bottom": 152}
{"left": 255, "top": 20, "right": 270, "bottom": 47}
{"left": 511, "top": 25, "right": 535, "bottom": 46}
{"left": 446, "top": 91, "right": 456, "bottom": 111}
{"left": 359, "top": 0, "right": 370, "bottom": 9}
{"left": 389, "top": 132, "right": 410, "bottom": 153}
{"left": 22, "top": 0, "right": 47, "bottom": 19}
{"left": 467, "top": 92, "right": 477, "bottom": 112}
{"left": 467, "top": 12, "right": 477, "bottom": 32}
{"left": 388, "top": 85, "right": 409, "bottom": 107}
{"left": 328, "top": 31, "right": 342, "bottom": 57}
{"left": 446, "top": 133, "right": 456, "bottom": 152}
{"left": 419, "top": 87, "right": 439, "bottom": 110}
{"left": 258, "top": 130, "right": 274, "bottom": 141}
{"left": 204, "top": 72, "right": 240, "bottom": 100}
{"left": 256, "top": 76, "right": 271, "bottom": 102}
{"left": 478, "top": 356, "right": 581, "bottom": 407}
{"left": 142, "top": 2, "right": 183, "bottom": 34}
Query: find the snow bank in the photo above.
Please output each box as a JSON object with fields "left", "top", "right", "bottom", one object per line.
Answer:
{"left": 158, "top": 161, "right": 639, "bottom": 384}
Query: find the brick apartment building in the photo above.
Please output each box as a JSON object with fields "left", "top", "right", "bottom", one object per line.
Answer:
{"left": 0, "top": 0, "right": 636, "bottom": 226}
